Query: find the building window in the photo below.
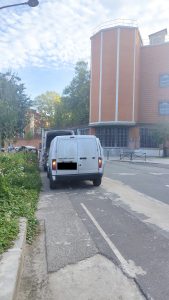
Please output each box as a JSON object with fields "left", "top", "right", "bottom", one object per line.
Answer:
{"left": 95, "top": 127, "right": 128, "bottom": 147}
{"left": 159, "top": 74, "right": 169, "bottom": 87}
{"left": 159, "top": 101, "right": 169, "bottom": 115}
{"left": 140, "top": 128, "right": 158, "bottom": 148}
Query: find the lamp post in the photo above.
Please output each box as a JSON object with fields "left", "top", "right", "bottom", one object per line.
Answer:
{"left": 0, "top": 0, "right": 39, "bottom": 10}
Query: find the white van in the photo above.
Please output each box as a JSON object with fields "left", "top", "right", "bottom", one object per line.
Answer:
{"left": 47, "top": 135, "right": 104, "bottom": 189}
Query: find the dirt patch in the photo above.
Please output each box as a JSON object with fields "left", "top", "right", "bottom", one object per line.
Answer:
{"left": 17, "top": 221, "right": 51, "bottom": 300}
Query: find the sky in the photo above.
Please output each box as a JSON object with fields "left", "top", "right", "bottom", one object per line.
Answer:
{"left": 0, "top": 0, "right": 169, "bottom": 100}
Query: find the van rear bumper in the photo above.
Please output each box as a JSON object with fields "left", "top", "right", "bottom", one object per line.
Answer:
{"left": 52, "top": 173, "right": 102, "bottom": 182}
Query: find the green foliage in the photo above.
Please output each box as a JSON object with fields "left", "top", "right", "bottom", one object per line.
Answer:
{"left": 153, "top": 122, "right": 169, "bottom": 145}
{"left": 25, "top": 131, "right": 34, "bottom": 140}
{"left": 34, "top": 61, "right": 90, "bottom": 130}
{"left": 0, "top": 172, "right": 9, "bottom": 199}
{"left": 62, "top": 61, "right": 90, "bottom": 127}
{"left": 0, "top": 216, "right": 19, "bottom": 252}
{"left": 34, "top": 91, "right": 61, "bottom": 128}
{"left": 0, "top": 71, "right": 31, "bottom": 147}
{"left": 0, "top": 152, "right": 41, "bottom": 254}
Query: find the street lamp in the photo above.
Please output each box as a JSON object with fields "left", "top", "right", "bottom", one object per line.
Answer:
{"left": 0, "top": 0, "right": 39, "bottom": 10}
{"left": 27, "top": 0, "right": 39, "bottom": 7}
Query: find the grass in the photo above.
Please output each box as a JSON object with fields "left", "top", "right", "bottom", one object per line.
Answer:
{"left": 0, "top": 152, "right": 41, "bottom": 254}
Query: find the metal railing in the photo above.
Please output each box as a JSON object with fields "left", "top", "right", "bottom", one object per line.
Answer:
{"left": 103, "top": 147, "right": 147, "bottom": 161}
{"left": 92, "top": 19, "right": 138, "bottom": 36}
{"left": 103, "top": 147, "right": 121, "bottom": 160}
{"left": 120, "top": 151, "right": 147, "bottom": 162}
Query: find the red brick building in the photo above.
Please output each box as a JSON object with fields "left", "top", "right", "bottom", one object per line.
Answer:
{"left": 90, "top": 20, "right": 169, "bottom": 151}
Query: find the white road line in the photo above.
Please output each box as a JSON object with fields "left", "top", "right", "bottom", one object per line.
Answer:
{"left": 115, "top": 173, "right": 137, "bottom": 176}
{"left": 165, "top": 185, "right": 169, "bottom": 188}
{"left": 149, "top": 172, "right": 169, "bottom": 175}
{"left": 81, "top": 202, "right": 146, "bottom": 278}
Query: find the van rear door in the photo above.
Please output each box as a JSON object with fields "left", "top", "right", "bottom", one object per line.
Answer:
{"left": 78, "top": 137, "right": 98, "bottom": 174}
{"left": 56, "top": 137, "right": 78, "bottom": 175}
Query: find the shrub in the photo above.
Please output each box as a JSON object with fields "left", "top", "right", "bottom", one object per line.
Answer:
{"left": 0, "top": 152, "right": 41, "bottom": 254}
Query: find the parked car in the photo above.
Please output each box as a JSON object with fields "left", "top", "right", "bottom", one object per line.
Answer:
{"left": 15, "top": 146, "right": 21, "bottom": 152}
{"left": 47, "top": 135, "right": 104, "bottom": 189}
{"left": 18, "top": 145, "right": 37, "bottom": 154}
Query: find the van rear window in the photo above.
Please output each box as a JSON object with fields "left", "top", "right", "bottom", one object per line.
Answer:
{"left": 58, "top": 162, "right": 77, "bottom": 170}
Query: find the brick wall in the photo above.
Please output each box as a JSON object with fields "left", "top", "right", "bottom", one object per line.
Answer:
{"left": 139, "top": 42, "right": 169, "bottom": 124}
{"left": 90, "top": 26, "right": 142, "bottom": 124}
{"left": 13, "top": 138, "right": 41, "bottom": 149}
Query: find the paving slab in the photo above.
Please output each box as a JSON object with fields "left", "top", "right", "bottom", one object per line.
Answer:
{"left": 37, "top": 190, "right": 98, "bottom": 272}
{"left": 48, "top": 254, "right": 145, "bottom": 300}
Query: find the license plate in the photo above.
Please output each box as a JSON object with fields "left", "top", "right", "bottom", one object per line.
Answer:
{"left": 57, "top": 162, "right": 77, "bottom": 170}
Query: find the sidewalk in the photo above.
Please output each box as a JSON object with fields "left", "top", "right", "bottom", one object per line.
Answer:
{"left": 106, "top": 155, "right": 169, "bottom": 167}
{"left": 1, "top": 156, "right": 169, "bottom": 300}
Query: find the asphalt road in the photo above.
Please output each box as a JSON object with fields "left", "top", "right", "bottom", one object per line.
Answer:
{"left": 105, "top": 161, "right": 169, "bottom": 204}
{"left": 18, "top": 162, "right": 169, "bottom": 300}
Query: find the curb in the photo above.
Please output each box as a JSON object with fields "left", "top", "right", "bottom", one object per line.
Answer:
{"left": 0, "top": 218, "right": 27, "bottom": 300}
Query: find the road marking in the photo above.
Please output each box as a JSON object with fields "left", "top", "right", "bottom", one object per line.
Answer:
{"left": 81, "top": 202, "right": 146, "bottom": 278}
{"left": 112, "top": 173, "right": 137, "bottom": 176}
{"left": 149, "top": 172, "right": 169, "bottom": 175}
{"left": 166, "top": 185, "right": 169, "bottom": 188}
{"left": 104, "top": 177, "right": 169, "bottom": 232}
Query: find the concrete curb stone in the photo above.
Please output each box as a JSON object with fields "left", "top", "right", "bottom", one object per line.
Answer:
{"left": 0, "top": 218, "right": 27, "bottom": 300}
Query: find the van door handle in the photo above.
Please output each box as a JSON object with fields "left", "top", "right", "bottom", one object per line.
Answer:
{"left": 80, "top": 157, "right": 87, "bottom": 160}
{"left": 92, "top": 157, "right": 95, "bottom": 159}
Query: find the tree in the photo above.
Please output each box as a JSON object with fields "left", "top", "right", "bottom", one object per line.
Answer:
{"left": 0, "top": 72, "right": 31, "bottom": 147}
{"left": 153, "top": 122, "right": 169, "bottom": 156}
{"left": 153, "top": 122, "right": 169, "bottom": 144}
{"left": 34, "top": 91, "right": 62, "bottom": 129}
{"left": 62, "top": 61, "right": 90, "bottom": 127}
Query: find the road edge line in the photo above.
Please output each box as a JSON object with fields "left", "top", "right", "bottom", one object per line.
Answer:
{"left": 81, "top": 202, "right": 142, "bottom": 279}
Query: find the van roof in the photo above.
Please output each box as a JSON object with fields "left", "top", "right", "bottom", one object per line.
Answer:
{"left": 46, "top": 130, "right": 74, "bottom": 136}
{"left": 55, "top": 135, "right": 97, "bottom": 140}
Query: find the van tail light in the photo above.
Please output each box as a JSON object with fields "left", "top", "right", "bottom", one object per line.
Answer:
{"left": 98, "top": 157, "right": 102, "bottom": 169}
{"left": 52, "top": 159, "right": 57, "bottom": 170}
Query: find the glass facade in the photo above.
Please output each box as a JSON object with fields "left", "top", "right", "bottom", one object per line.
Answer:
{"left": 140, "top": 128, "right": 158, "bottom": 148}
{"left": 95, "top": 126, "right": 129, "bottom": 147}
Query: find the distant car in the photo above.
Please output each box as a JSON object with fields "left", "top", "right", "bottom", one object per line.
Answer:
{"left": 25, "top": 146, "right": 37, "bottom": 153}
{"left": 18, "top": 146, "right": 37, "bottom": 154}
{"left": 15, "top": 146, "right": 20, "bottom": 152}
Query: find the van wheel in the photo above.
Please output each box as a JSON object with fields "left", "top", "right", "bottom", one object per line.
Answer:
{"left": 49, "top": 179, "right": 56, "bottom": 189}
{"left": 93, "top": 178, "right": 101, "bottom": 186}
